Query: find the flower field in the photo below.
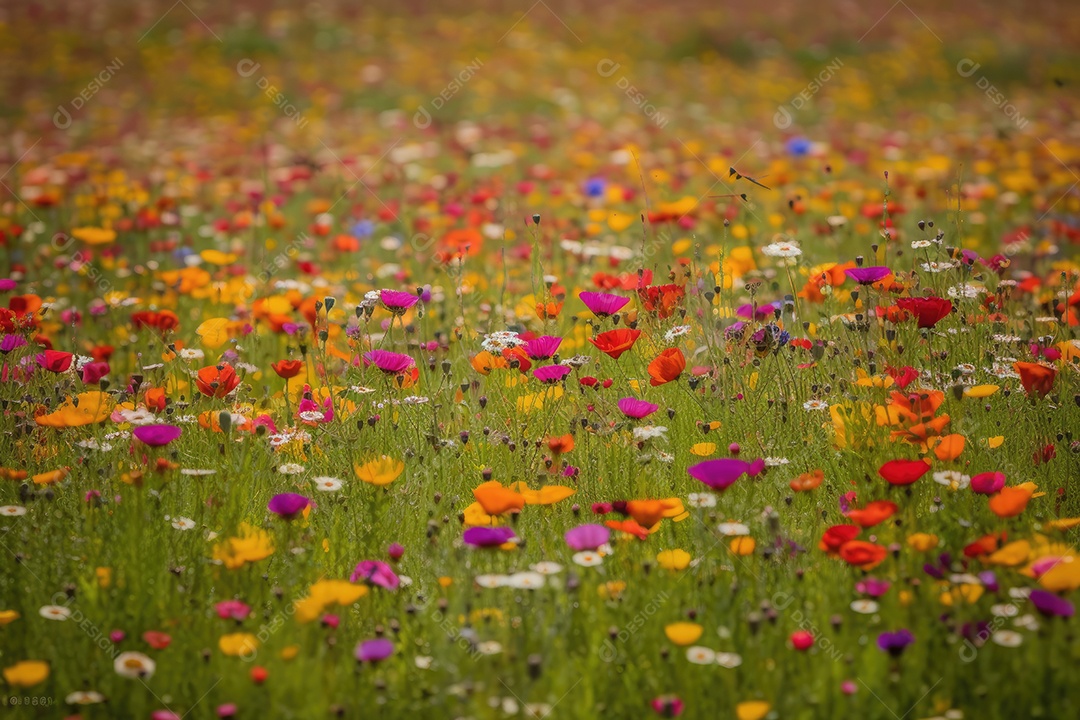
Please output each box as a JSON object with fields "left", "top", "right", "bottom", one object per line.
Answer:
{"left": 2, "top": 1, "right": 1080, "bottom": 718}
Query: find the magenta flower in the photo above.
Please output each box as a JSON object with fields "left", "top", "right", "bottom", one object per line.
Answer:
{"left": 132, "top": 424, "right": 182, "bottom": 447}
{"left": 534, "top": 365, "right": 571, "bottom": 383}
{"left": 387, "top": 543, "right": 405, "bottom": 561}
{"left": 856, "top": 578, "right": 892, "bottom": 597}
{"left": 844, "top": 266, "right": 892, "bottom": 285}
{"left": 524, "top": 335, "right": 562, "bottom": 360}
{"left": 267, "top": 493, "right": 311, "bottom": 519}
{"left": 686, "top": 458, "right": 758, "bottom": 491}
{"left": 379, "top": 289, "right": 420, "bottom": 313}
{"left": 0, "top": 278, "right": 16, "bottom": 292}
{"left": 617, "top": 397, "right": 658, "bottom": 419}
{"left": 355, "top": 638, "right": 394, "bottom": 662}
{"left": 81, "top": 360, "right": 110, "bottom": 384}
{"left": 1030, "top": 589, "right": 1074, "bottom": 617}
{"left": 650, "top": 695, "right": 684, "bottom": 717}
{"left": 463, "top": 526, "right": 516, "bottom": 547}
{"left": 214, "top": 600, "right": 252, "bottom": 621}
{"left": 565, "top": 524, "right": 610, "bottom": 551}
{"left": 579, "top": 291, "right": 629, "bottom": 318}
{"left": 0, "top": 334, "right": 27, "bottom": 354}
{"left": 971, "top": 472, "right": 1006, "bottom": 495}
{"left": 364, "top": 349, "right": 415, "bottom": 374}
{"left": 350, "top": 560, "right": 400, "bottom": 589}
{"left": 736, "top": 301, "right": 779, "bottom": 320}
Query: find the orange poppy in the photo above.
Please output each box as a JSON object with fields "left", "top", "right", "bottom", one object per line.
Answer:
{"left": 839, "top": 541, "right": 887, "bottom": 570}
{"left": 501, "top": 346, "right": 532, "bottom": 373}
{"left": 145, "top": 387, "right": 167, "bottom": 412}
{"left": 888, "top": 389, "right": 944, "bottom": 423}
{"left": 547, "top": 434, "right": 575, "bottom": 455}
{"left": 536, "top": 301, "right": 563, "bottom": 319}
{"left": 845, "top": 500, "right": 898, "bottom": 528}
{"left": 604, "top": 518, "right": 650, "bottom": 540}
{"left": 472, "top": 481, "right": 526, "bottom": 516}
{"left": 1014, "top": 362, "right": 1056, "bottom": 398}
{"left": 790, "top": 469, "right": 824, "bottom": 492}
{"left": 271, "top": 359, "right": 305, "bottom": 379}
{"left": 624, "top": 499, "right": 679, "bottom": 529}
{"left": 471, "top": 351, "right": 508, "bottom": 375}
{"left": 988, "top": 486, "right": 1034, "bottom": 518}
{"left": 195, "top": 363, "right": 241, "bottom": 398}
{"left": 589, "top": 328, "right": 641, "bottom": 360}
{"left": 648, "top": 348, "right": 686, "bottom": 386}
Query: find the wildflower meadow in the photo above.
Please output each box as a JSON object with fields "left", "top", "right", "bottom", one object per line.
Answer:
{"left": 1, "top": 1, "right": 1079, "bottom": 718}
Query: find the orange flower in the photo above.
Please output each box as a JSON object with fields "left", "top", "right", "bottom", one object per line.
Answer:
{"left": 988, "top": 486, "right": 1034, "bottom": 518}
{"left": 195, "top": 363, "right": 241, "bottom": 398}
{"left": 589, "top": 328, "right": 641, "bottom": 360}
{"left": 647, "top": 348, "right": 686, "bottom": 386}
{"left": 501, "top": 346, "right": 532, "bottom": 373}
{"left": 888, "top": 389, "right": 944, "bottom": 423}
{"left": 471, "top": 351, "right": 507, "bottom": 375}
{"left": 536, "top": 301, "right": 563, "bottom": 319}
{"left": 845, "top": 500, "right": 898, "bottom": 528}
{"left": 472, "top": 481, "right": 526, "bottom": 515}
{"left": 547, "top": 434, "right": 575, "bottom": 455}
{"left": 624, "top": 499, "right": 678, "bottom": 529}
{"left": 839, "top": 541, "right": 887, "bottom": 570}
{"left": 605, "top": 518, "right": 650, "bottom": 540}
{"left": 790, "top": 469, "right": 824, "bottom": 492}
{"left": 271, "top": 359, "right": 304, "bottom": 379}
{"left": 145, "top": 387, "right": 167, "bottom": 413}
{"left": 1014, "top": 362, "right": 1056, "bottom": 398}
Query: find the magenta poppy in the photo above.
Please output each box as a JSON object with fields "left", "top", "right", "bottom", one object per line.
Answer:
{"left": 687, "top": 458, "right": 756, "bottom": 491}
{"left": 524, "top": 335, "right": 562, "bottom": 360}
{"left": 364, "top": 349, "right": 415, "bottom": 374}
{"left": 215, "top": 600, "right": 252, "bottom": 621}
{"left": 379, "top": 289, "right": 420, "bottom": 313}
{"left": 81, "top": 360, "right": 110, "bottom": 384}
{"left": 617, "top": 397, "right": 658, "bottom": 419}
{"left": 736, "top": 302, "right": 779, "bottom": 320}
{"left": 355, "top": 638, "right": 394, "bottom": 662}
{"left": 350, "top": 560, "right": 400, "bottom": 589}
{"left": 533, "top": 365, "right": 571, "bottom": 383}
{"left": 0, "top": 334, "right": 27, "bottom": 353}
{"left": 579, "top": 291, "right": 629, "bottom": 318}
{"left": 133, "top": 424, "right": 182, "bottom": 447}
{"left": 564, "top": 524, "right": 610, "bottom": 551}
{"left": 844, "top": 266, "right": 892, "bottom": 285}
{"left": 971, "top": 472, "right": 1006, "bottom": 495}
{"left": 463, "top": 526, "right": 516, "bottom": 547}
{"left": 650, "top": 695, "right": 684, "bottom": 717}
{"left": 267, "top": 493, "right": 311, "bottom": 519}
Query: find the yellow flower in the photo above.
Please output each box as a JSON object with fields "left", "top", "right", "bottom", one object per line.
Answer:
{"left": 0, "top": 610, "right": 20, "bottom": 625}
{"left": 211, "top": 523, "right": 275, "bottom": 569}
{"left": 729, "top": 537, "right": 756, "bottom": 556}
{"left": 598, "top": 581, "right": 626, "bottom": 600}
{"left": 354, "top": 456, "right": 404, "bottom": 486}
{"left": 987, "top": 540, "right": 1031, "bottom": 567}
{"left": 35, "top": 391, "right": 115, "bottom": 428}
{"left": 940, "top": 584, "right": 983, "bottom": 606}
{"left": 219, "top": 633, "right": 259, "bottom": 657}
{"left": 964, "top": 384, "right": 1000, "bottom": 398}
{"left": 96, "top": 567, "right": 112, "bottom": 588}
{"left": 736, "top": 701, "right": 771, "bottom": 720}
{"left": 1039, "top": 558, "right": 1080, "bottom": 592}
{"left": 656, "top": 549, "right": 692, "bottom": 571}
{"left": 907, "top": 533, "right": 939, "bottom": 552}
{"left": 72, "top": 227, "right": 117, "bottom": 245}
{"left": 3, "top": 660, "right": 49, "bottom": 687}
{"left": 281, "top": 645, "right": 300, "bottom": 660}
{"left": 690, "top": 442, "right": 716, "bottom": 456}
{"left": 664, "top": 622, "right": 703, "bottom": 646}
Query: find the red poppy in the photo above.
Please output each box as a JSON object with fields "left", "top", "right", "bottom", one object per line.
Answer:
{"left": 501, "top": 345, "right": 532, "bottom": 373}
{"left": 589, "top": 328, "right": 641, "bottom": 360}
{"left": 271, "top": 359, "right": 304, "bottom": 379}
{"left": 790, "top": 469, "right": 824, "bottom": 492}
{"left": 39, "top": 349, "right": 73, "bottom": 373}
{"left": 879, "top": 459, "right": 931, "bottom": 486}
{"left": 1014, "top": 362, "right": 1056, "bottom": 398}
{"left": 845, "top": 500, "right": 898, "bottom": 528}
{"left": 142, "top": 630, "right": 172, "bottom": 650}
{"left": 896, "top": 296, "right": 952, "bottom": 328}
{"left": 605, "top": 518, "right": 650, "bottom": 540}
{"left": 195, "top": 363, "right": 241, "bottom": 398}
{"left": 963, "top": 532, "right": 1006, "bottom": 558}
{"left": 131, "top": 310, "right": 180, "bottom": 333}
{"left": 648, "top": 348, "right": 686, "bottom": 386}
{"left": 547, "top": 434, "right": 575, "bottom": 455}
{"left": 819, "top": 525, "right": 860, "bottom": 554}
{"left": 839, "top": 541, "right": 888, "bottom": 570}
{"left": 636, "top": 284, "right": 684, "bottom": 319}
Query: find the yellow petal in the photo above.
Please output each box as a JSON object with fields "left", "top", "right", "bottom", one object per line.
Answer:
{"left": 664, "top": 622, "right": 703, "bottom": 646}
{"left": 656, "top": 549, "right": 692, "bottom": 570}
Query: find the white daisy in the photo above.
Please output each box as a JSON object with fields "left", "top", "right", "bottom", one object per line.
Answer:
{"left": 717, "top": 522, "right": 750, "bottom": 536}
{"left": 171, "top": 517, "right": 196, "bottom": 530}
{"left": 476, "top": 641, "right": 503, "bottom": 655}
{"left": 506, "top": 572, "right": 545, "bottom": 589}
{"left": 179, "top": 348, "right": 205, "bottom": 361}
{"left": 991, "top": 630, "right": 1023, "bottom": 647}
{"left": 715, "top": 652, "right": 743, "bottom": 668}
{"left": 114, "top": 651, "right": 156, "bottom": 679}
{"left": 572, "top": 551, "right": 604, "bottom": 567}
{"left": 414, "top": 655, "right": 434, "bottom": 669}
{"left": 764, "top": 457, "right": 789, "bottom": 467}
{"left": 850, "top": 600, "right": 879, "bottom": 614}
{"left": 664, "top": 325, "right": 692, "bottom": 343}
{"left": 687, "top": 493, "right": 717, "bottom": 508}
{"left": 475, "top": 574, "right": 509, "bottom": 588}
{"left": 530, "top": 561, "right": 564, "bottom": 575}
{"left": 932, "top": 471, "right": 970, "bottom": 491}
{"left": 39, "top": 605, "right": 72, "bottom": 621}
{"left": 761, "top": 241, "right": 803, "bottom": 258}
{"left": 278, "top": 463, "right": 306, "bottom": 475}
{"left": 633, "top": 425, "right": 668, "bottom": 441}
{"left": 313, "top": 477, "right": 344, "bottom": 492}
{"left": 686, "top": 646, "right": 717, "bottom": 664}
{"left": 991, "top": 603, "right": 1019, "bottom": 618}
{"left": 921, "top": 261, "right": 957, "bottom": 273}
{"left": 66, "top": 690, "right": 107, "bottom": 705}
{"left": 180, "top": 468, "right": 216, "bottom": 476}
{"left": 803, "top": 399, "right": 829, "bottom": 411}
{"left": 0, "top": 505, "right": 27, "bottom": 517}
{"left": 911, "top": 239, "right": 932, "bottom": 249}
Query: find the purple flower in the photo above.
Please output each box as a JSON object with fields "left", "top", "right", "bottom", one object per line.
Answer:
{"left": 355, "top": 638, "right": 394, "bottom": 662}
{"left": 564, "top": 524, "right": 610, "bottom": 551}
{"left": 0, "top": 334, "right": 27, "bottom": 354}
{"left": 132, "top": 424, "right": 182, "bottom": 447}
{"left": 267, "top": 493, "right": 311, "bottom": 519}
{"left": 0, "top": 278, "right": 17, "bottom": 292}
{"left": 81, "top": 360, "right": 110, "bottom": 384}
{"left": 844, "top": 266, "right": 892, "bottom": 285}
{"left": 524, "top": 335, "right": 562, "bottom": 360}
{"left": 686, "top": 458, "right": 756, "bottom": 491}
{"left": 617, "top": 397, "right": 658, "bottom": 420}
{"left": 463, "top": 526, "right": 516, "bottom": 547}
{"left": 533, "top": 365, "right": 571, "bottom": 383}
{"left": 876, "top": 629, "right": 915, "bottom": 656}
{"left": 978, "top": 571, "right": 998, "bottom": 592}
{"left": 350, "top": 560, "right": 400, "bottom": 589}
{"left": 1029, "top": 589, "right": 1074, "bottom": 618}
{"left": 736, "top": 302, "right": 778, "bottom": 320}
{"left": 380, "top": 289, "right": 420, "bottom": 313}
{"left": 364, "top": 349, "right": 415, "bottom": 374}
{"left": 579, "top": 291, "right": 629, "bottom": 318}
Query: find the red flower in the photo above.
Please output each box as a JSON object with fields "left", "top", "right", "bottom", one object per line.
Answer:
{"left": 38, "top": 349, "right": 73, "bottom": 373}
{"left": 271, "top": 359, "right": 304, "bottom": 379}
{"left": 637, "top": 284, "right": 685, "bottom": 319}
{"left": 896, "top": 296, "right": 952, "bottom": 328}
{"left": 648, "top": 348, "right": 686, "bottom": 386}
{"left": 878, "top": 459, "right": 931, "bottom": 486}
{"left": 501, "top": 346, "right": 532, "bottom": 373}
{"left": 819, "top": 525, "right": 860, "bottom": 554}
{"left": 589, "top": 328, "right": 641, "bottom": 360}
{"left": 839, "top": 541, "right": 888, "bottom": 570}
{"left": 142, "top": 630, "right": 172, "bottom": 650}
{"left": 1014, "top": 362, "right": 1056, "bottom": 398}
